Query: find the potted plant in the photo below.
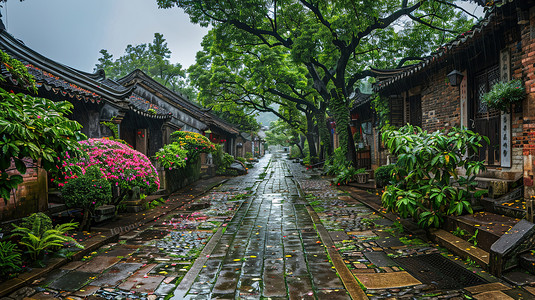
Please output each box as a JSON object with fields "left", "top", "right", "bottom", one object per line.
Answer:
{"left": 482, "top": 79, "right": 525, "bottom": 113}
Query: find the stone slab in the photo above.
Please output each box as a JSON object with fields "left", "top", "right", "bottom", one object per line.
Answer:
{"left": 90, "top": 263, "right": 143, "bottom": 287}
{"left": 308, "top": 263, "right": 344, "bottom": 290}
{"left": 72, "top": 285, "right": 101, "bottom": 297}
{"left": 364, "top": 251, "right": 398, "bottom": 267}
{"left": 355, "top": 271, "right": 421, "bottom": 289}
{"left": 316, "top": 289, "right": 351, "bottom": 300}
{"left": 502, "top": 271, "right": 535, "bottom": 286}
{"left": 117, "top": 274, "right": 165, "bottom": 293}
{"left": 77, "top": 256, "right": 121, "bottom": 273}
{"left": 328, "top": 231, "right": 349, "bottom": 242}
{"left": 473, "top": 291, "right": 514, "bottom": 300}
{"left": 212, "top": 268, "right": 240, "bottom": 294}
{"left": 22, "top": 292, "right": 60, "bottom": 300}
{"left": 376, "top": 237, "right": 405, "bottom": 248}
{"left": 464, "top": 282, "right": 511, "bottom": 294}
{"left": 286, "top": 276, "right": 314, "bottom": 300}
{"left": 47, "top": 271, "right": 97, "bottom": 292}
{"left": 347, "top": 230, "right": 376, "bottom": 237}
{"left": 60, "top": 261, "right": 85, "bottom": 271}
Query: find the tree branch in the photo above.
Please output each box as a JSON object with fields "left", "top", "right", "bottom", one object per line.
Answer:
{"left": 407, "top": 14, "right": 458, "bottom": 33}
{"left": 396, "top": 56, "right": 426, "bottom": 68}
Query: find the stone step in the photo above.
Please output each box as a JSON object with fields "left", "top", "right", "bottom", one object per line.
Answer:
{"left": 492, "top": 199, "right": 526, "bottom": 219}
{"left": 431, "top": 229, "right": 490, "bottom": 269}
{"left": 48, "top": 203, "right": 67, "bottom": 214}
{"left": 519, "top": 252, "right": 535, "bottom": 275}
{"left": 444, "top": 212, "right": 519, "bottom": 252}
{"left": 502, "top": 269, "right": 535, "bottom": 286}
{"left": 474, "top": 177, "right": 521, "bottom": 199}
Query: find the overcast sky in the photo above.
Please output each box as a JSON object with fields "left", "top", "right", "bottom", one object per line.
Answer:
{"left": 2, "top": 1, "right": 482, "bottom": 75}
{"left": 2, "top": 0, "right": 209, "bottom": 72}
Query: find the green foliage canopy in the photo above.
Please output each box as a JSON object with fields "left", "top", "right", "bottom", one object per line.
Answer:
{"left": 158, "top": 0, "right": 478, "bottom": 160}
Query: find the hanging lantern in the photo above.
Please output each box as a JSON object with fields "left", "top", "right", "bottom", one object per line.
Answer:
{"left": 447, "top": 70, "right": 463, "bottom": 87}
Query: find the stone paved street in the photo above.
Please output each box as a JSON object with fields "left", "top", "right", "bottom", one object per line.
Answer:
{"left": 6, "top": 152, "right": 535, "bottom": 299}
{"left": 172, "top": 153, "right": 349, "bottom": 299}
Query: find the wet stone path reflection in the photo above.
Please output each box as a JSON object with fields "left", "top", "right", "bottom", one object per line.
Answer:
{"left": 175, "top": 154, "right": 349, "bottom": 299}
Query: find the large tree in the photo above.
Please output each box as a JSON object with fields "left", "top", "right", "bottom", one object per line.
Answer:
{"left": 95, "top": 33, "right": 194, "bottom": 98}
{"left": 188, "top": 29, "right": 326, "bottom": 158}
{"left": 158, "top": 0, "right": 478, "bottom": 163}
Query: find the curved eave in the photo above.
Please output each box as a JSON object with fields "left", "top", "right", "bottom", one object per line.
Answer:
{"left": 0, "top": 30, "right": 133, "bottom": 104}
{"left": 129, "top": 105, "right": 173, "bottom": 120}
{"left": 373, "top": 8, "right": 501, "bottom": 92}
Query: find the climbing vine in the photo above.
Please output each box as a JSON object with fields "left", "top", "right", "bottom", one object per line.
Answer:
{"left": 371, "top": 93, "right": 390, "bottom": 130}
{"left": 100, "top": 117, "right": 119, "bottom": 139}
{"left": 329, "top": 90, "right": 351, "bottom": 157}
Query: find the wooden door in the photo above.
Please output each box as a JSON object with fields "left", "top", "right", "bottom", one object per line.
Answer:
{"left": 473, "top": 66, "right": 501, "bottom": 166}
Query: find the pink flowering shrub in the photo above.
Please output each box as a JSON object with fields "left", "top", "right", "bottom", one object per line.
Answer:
{"left": 58, "top": 138, "right": 160, "bottom": 195}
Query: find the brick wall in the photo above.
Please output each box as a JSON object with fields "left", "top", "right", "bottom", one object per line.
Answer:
{"left": 421, "top": 68, "right": 462, "bottom": 132}
{"left": 0, "top": 159, "right": 48, "bottom": 221}
{"left": 521, "top": 8, "right": 535, "bottom": 197}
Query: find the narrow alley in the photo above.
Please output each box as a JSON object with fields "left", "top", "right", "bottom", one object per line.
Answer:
{"left": 4, "top": 152, "right": 529, "bottom": 300}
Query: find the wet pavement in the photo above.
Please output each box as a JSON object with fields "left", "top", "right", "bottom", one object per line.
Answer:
{"left": 6, "top": 153, "right": 535, "bottom": 299}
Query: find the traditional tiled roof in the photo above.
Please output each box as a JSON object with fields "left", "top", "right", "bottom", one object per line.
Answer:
{"left": 118, "top": 70, "right": 240, "bottom": 135}
{"left": 0, "top": 30, "right": 132, "bottom": 107}
{"left": 350, "top": 89, "right": 373, "bottom": 110}
{"left": 373, "top": 1, "right": 521, "bottom": 92}
{"left": 128, "top": 94, "right": 172, "bottom": 119}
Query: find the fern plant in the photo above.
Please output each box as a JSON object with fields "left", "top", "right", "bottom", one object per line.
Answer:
{"left": 20, "top": 212, "right": 53, "bottom": 237}
{"left": 0, "top": 241, "right": 22, "bottom": 279}
{"left": 11, "top": 221, "right": 83, "bottom": 260}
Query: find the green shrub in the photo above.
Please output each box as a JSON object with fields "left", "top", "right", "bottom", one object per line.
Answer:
{"left": 482, "top": 79, "right": 525, "bottom": 112}
{"left": 20, "top": 212, "right": 53, "bottom": 237}
{"left": 374, "top": 164, "right": 397, "bottom": 187}
{"left": 61, "top": 166, "right": 112, "bottom": 230}
{"left": 244, "top": 152, "right": 253, "bottom": 159}
{"left": 381, "top": 125, "right": 487, "bottom": 228}
{"left": 12, "top": 221, "right": 82, "bottom": 260}
{"left": 236, "top": 157, "right": 246, "bottom": 163}
{"left": 333, "top": 167, "right": 365, "bottom": 186}
{"left": 213, "top": 145, "right": 235, "bottom": 175}
{"left": 0, "top": 240, "right": 22, "bottom": 280}
{"left": 324, "top": 147, "right": 351, "bottom": 175}
{"left": 154, "top": 142, "right": 188, "bottom": 170}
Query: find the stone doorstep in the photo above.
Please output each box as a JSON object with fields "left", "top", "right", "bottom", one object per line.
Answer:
{"left": 473, "top": 290, "right": 514, "bottom": 300}
{"left": 0, "top": 232, "right": 119, "bottom": 298}
{"left": 431, "top": 229, "right": 490, "bottom": 269}
{"left": 354, "top": 271, "right": 422, "bottom": 290}
{"left": 464, "top": 282, "right": 512, "bottom": 294}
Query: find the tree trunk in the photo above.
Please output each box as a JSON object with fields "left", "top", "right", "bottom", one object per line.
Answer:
{"left": 306, "top": 133, "right": 318, "bottom": 164}
{"left": 347, "top": 125, "right": 358, "bottom": 167}
{"left": 315, "top": 108, "right": 331, "bottom": 160}
{"left": 305, "top": 112, "right": 318, "bottom": 163}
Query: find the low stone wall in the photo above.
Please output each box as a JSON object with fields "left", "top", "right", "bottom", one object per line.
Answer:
{"left": 164, "top": 158, "right": 201, "bottom": 193}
